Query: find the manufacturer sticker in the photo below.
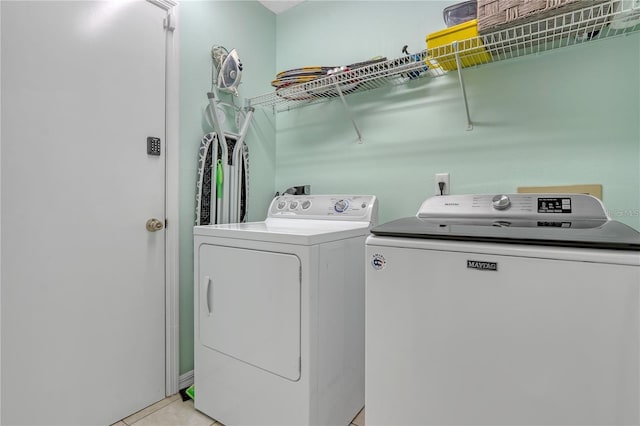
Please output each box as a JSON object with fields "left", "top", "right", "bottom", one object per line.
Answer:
{"left": 371, "top": 253, "right": 387, "bottom": 271}
{"left": 467, "top": 260, "right": 498, "bottom": 271}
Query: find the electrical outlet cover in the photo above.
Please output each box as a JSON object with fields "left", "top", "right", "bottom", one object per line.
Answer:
{"left": 435, "top": 173, "right": 450, "bottom": 195}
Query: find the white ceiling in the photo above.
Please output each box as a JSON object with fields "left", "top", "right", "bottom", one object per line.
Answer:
{"left": 258, "top": 0, "right": 305, "bottom": 14}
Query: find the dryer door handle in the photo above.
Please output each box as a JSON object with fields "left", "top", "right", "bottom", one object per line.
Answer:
{"left": 203, "top": 275, "right": 213, "bottom": 316}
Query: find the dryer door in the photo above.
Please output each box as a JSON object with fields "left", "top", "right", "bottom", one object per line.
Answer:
{"left": 198, "top": 244, "right": 301, "bottom": 381}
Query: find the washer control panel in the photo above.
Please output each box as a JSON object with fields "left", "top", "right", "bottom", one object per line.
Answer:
{"left": 417, "top": 193, "right": 608, "bottom": 221}
{"left": 269, "top": 195, "right": 378, "bottom": 223}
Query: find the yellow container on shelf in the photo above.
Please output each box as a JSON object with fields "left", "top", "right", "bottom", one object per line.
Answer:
{"left": 426, "top": 19, "right": 491, "bottom": 71}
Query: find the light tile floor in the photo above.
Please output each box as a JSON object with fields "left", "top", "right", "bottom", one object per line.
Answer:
{"left": 113, "top": 394, "right": 365, "bottom": 426}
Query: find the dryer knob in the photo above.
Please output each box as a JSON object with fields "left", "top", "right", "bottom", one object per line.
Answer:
{"left": 492, "top": 194, "right": 511, "bottom": 210}
{"left": 334, "top": 199, "right": 349, "bottom": 213}
{"left": 301, "top": 200, "right": 311, "bottom": 210}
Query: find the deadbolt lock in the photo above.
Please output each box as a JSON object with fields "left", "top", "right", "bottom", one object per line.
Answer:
{"left": 146, "top": 218, "right": 164, "bottom": 232}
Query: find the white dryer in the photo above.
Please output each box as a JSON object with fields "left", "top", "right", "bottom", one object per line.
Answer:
{"left": 194, "top": 194, "right": 377, "bottom": 426}
{"left": 366, "top": 193, "right": 640, "bottom": 426}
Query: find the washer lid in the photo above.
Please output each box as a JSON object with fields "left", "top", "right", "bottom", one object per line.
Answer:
{"left": 371, "top": 194, "right": 640, "bottom": 250}
{"left": 371, "top": 217, "right": 640, "bottom": 250}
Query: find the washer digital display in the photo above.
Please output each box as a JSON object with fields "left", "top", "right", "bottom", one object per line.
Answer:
{"left": 538, "top": 197, "right": 572, "bottom": 214}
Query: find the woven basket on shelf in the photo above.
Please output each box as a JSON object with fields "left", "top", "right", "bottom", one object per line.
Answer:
{"left": 477, "top": 0, "right": 609, "bottom": 34}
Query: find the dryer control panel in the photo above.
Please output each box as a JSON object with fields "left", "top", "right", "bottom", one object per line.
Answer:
{"left": 269, "top": 195, "right": 378, "bottom": 224}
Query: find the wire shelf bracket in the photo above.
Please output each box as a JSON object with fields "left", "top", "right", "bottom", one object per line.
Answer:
{"left": 334, "top": 82, "right": 364, "bottom": 143}
{"left": 452, "top": 41, "right": 474, "bottom": 131}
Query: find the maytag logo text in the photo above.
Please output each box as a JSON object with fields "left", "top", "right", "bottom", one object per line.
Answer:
{"left": 467, "top": 260, "right": 498, "bottom": 271}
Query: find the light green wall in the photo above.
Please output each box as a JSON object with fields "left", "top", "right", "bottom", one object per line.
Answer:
{"left": 179, "top": 0, "right": 276, "bottom": 375}
{"left": 179, "top": 0, "right": 640, "bottom": 376}
{"left": 274, "top": 1, "right": 640, "bottom": 228}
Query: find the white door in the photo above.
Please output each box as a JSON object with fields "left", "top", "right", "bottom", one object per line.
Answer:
{"left": 1, "top": 1, "right": 168, "bottom": 424}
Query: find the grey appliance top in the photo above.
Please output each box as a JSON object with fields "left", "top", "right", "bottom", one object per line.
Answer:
{"left": 370, "top": 194, "right": 640, "bottom": 250}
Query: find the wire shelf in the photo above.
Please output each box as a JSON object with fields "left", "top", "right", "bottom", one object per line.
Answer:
{"left": 247, "top": 0, "right": 640, "bottom": 113}
{"left": 248, "top": 53, "right": 445, "bottom": 112}
{"left": 441, "top": 0, "right": 639, "bottom": 67}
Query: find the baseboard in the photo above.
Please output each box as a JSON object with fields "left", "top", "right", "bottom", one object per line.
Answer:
{"left": 178, "top": 370, "right": 194, "bottom": 391}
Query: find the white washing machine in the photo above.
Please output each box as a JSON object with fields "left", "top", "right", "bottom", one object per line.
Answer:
{"left": 194, "top": 194, "right": 377, "bottom": 426}
{"left": 366, "top": 193, "right": 640, "bottom": 426}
